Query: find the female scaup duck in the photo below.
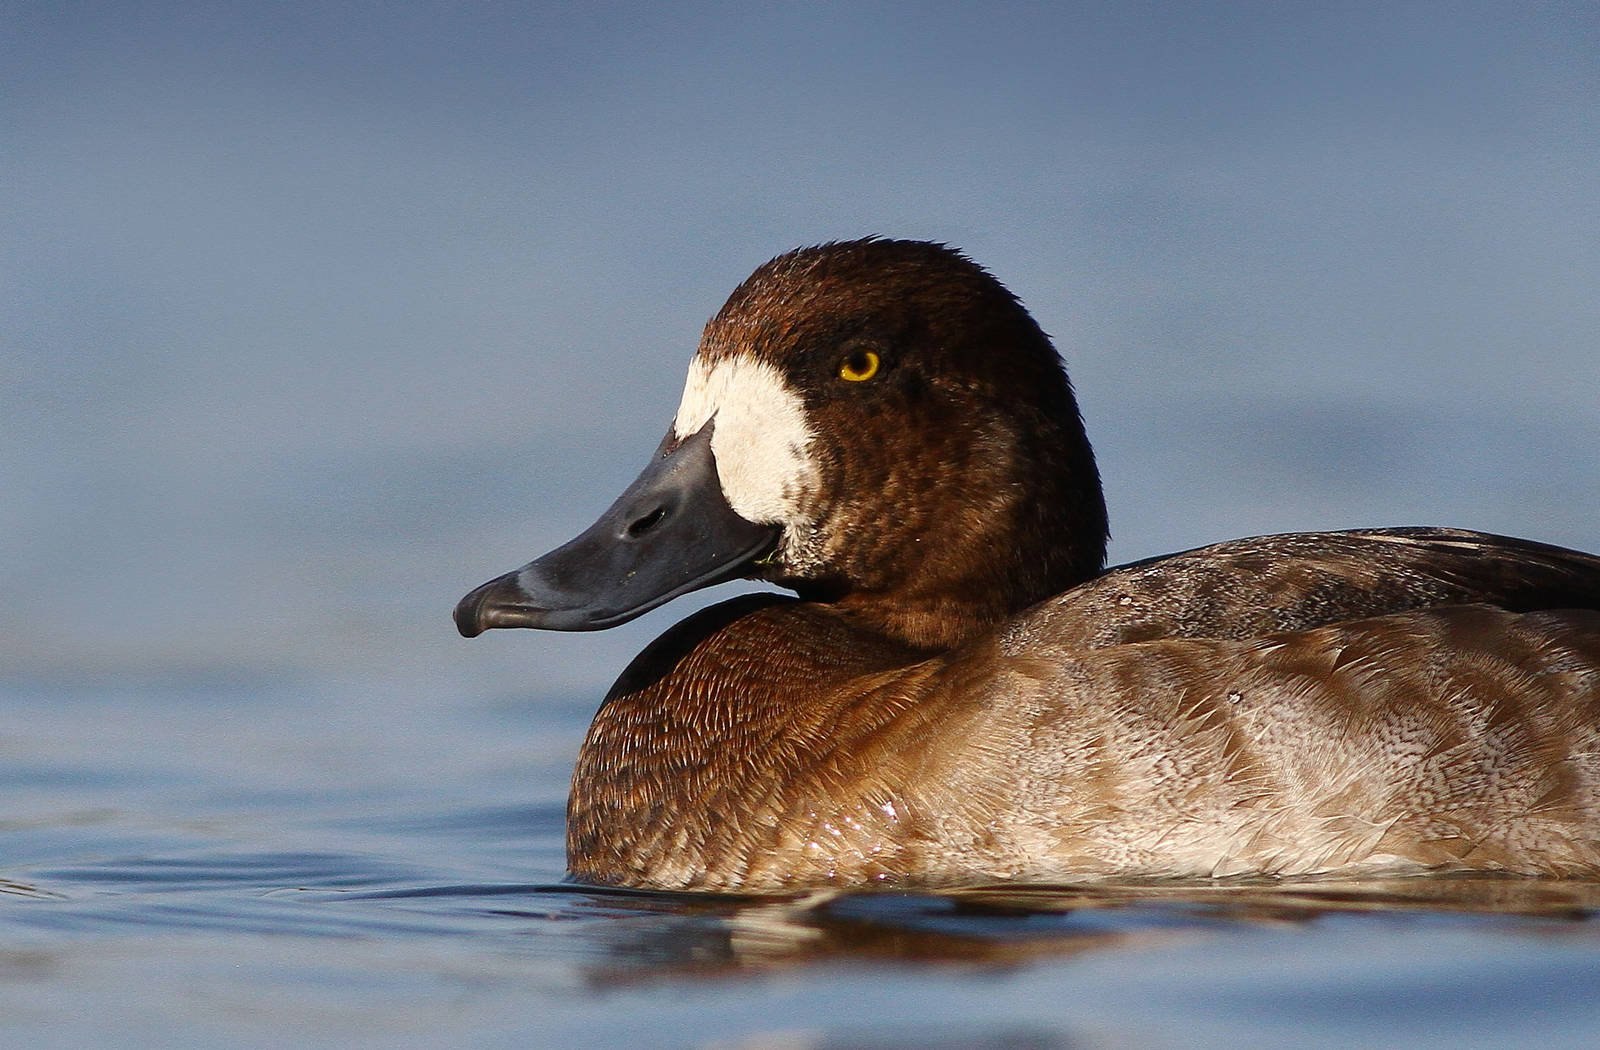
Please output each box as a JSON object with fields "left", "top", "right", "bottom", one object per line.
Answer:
{"left": 456, "top": 238, "right": 1600, "bottom": 891}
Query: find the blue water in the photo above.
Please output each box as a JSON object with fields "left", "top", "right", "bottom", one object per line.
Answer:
{"left": 6, "top": 668, "right": 1600, "bottom": 1049}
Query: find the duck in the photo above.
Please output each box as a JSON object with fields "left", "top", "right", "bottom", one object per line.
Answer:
{"left": 455, "top": 238, "right": 1600, "bottom": 892}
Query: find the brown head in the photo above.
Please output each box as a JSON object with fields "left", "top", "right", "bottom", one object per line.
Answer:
{"left": 455, "top": 238, "right": 1108, "bottom": 650}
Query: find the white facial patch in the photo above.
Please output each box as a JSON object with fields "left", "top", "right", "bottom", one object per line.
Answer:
{"left": 673, "top": 355, "right": 818, "bottom": 526}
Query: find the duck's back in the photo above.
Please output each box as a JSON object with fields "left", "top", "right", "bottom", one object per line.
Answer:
{"left": 1015, "top": 527, "right": 1600, "bottom": 651}
{"left": 966, "top": 600, "right": 1600, "bottom": 880}
{"left": 934, "top": 527, "right": 1600, "bottom": 880}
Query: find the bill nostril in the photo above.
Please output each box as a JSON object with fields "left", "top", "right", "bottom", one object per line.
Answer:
{"left": 626, "top": 506, "right": 667, "bottom": 538}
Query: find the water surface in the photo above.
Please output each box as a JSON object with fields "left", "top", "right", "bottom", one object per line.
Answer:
{"left": 4, "top": 671, "right": 1599, "bottom": 1049}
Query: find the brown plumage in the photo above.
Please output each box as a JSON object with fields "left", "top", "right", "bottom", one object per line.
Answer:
{"left": 457, "top": 238, "right": 1600, "bottom": 891}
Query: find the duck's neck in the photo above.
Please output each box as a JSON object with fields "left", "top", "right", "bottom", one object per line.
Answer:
{"left": 793, "top": 429, "right": 1108, "bottom": 651}
{"left": 823, "top": 584, "right": 1039, "bottom": 652}
{"left": 771, "top": 382, "right": 1108, "bottom": 652}
{"left": 565, "top": 594, "right": 929, "bottom": 888}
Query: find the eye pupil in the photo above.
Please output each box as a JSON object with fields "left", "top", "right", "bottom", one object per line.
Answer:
{"left": 839, "top": 349, "right": 880, "bottom": 382}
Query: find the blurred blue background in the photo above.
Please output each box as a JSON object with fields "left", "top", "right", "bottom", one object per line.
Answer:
{"left": 6, "top": 2, "right": 1598, "bottom": 692}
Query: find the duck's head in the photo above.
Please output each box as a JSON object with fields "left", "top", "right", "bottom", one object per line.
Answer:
{"left": 456, "top": 238, "right": 1107, "bottom": 650}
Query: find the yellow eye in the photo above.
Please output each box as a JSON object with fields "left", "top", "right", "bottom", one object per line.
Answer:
{"left": 838, "top": 349, "right": 880, "bottom": 382}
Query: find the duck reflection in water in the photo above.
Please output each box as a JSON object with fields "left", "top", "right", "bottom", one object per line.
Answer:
{"left": 456, "top": 239, "right": 1600, "bottom": 893}
{"left": 553, "top": 875, "right": 1600, "bottom": 984}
